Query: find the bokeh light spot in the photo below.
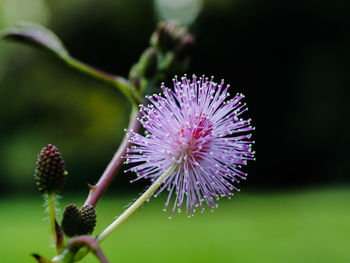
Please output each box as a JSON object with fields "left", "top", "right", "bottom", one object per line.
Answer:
{"left": 154, "top": 0, "right": 203, "bottom": 26}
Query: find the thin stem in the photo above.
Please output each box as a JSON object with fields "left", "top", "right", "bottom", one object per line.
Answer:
{"left": 47, "top": 194, "right": 58, "bottom": 253}
{"left": 63, "top": 56, "right": 140, "bottom": 105}
{"left": 96, "top": 164, "right": 177, "bottom": 243}
{"left": 84, "top": 106, "right": 141, "bottom": 208}
{"left": 94, "top": 249, "right": 109, "bottom": 263}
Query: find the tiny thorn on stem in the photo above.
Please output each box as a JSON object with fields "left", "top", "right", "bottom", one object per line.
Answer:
{"left": 86, "top": 183, "right": 98, "bottom": 195}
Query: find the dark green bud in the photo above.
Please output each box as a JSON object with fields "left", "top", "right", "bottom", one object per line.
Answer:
{"left": 139, "top": 48, "right": 158, "bottom": 79}
{"left": 34, "top": 144, "right": 67, "bottom": 194}
{"left": 61, "top": 204, "right": 81, "bottom": 237}
{"left": 79, "top": 205, "right": 96, "bottom": 235}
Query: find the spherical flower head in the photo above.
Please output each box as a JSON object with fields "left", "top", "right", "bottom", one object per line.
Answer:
{"left": 125, "top": 75, "right": 255, "bottom": 217}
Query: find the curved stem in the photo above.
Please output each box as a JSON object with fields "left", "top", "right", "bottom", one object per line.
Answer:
{"left": 96, "top": 164, "right": 177, "bottom": 243}
{"left": 63, "top": 57, "right": 140, "bottom": 105}
{"left": 84, "top": 106, "right": 141, "bottom": 207}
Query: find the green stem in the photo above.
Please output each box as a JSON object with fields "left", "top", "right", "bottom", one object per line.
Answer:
{"left": 96, "top": 164, "right": 177, "bottom": 243}
{"left": 63, "top": 56, "right": 140, "bottom": 105}
{"left": 47, "top": 194, "right": 58, "bottom": 252}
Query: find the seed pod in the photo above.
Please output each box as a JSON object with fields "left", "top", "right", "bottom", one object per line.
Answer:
{"left": 61, "top": 204, "right": 81, "bottom": 237}
{"left": 34, "top": 144, "right": 67, "bottom": 194}
{"left": 79, "top": 205, "right": 96, "bottom": 235}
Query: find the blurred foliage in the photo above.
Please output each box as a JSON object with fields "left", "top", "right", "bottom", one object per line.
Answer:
{"left": 0, "top": 0, "right": 349, "bottom": 194}
{"left": 0, "top": 50, "right": 129, "bottom": 193}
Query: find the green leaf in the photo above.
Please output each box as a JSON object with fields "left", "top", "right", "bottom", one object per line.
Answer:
{"left": 0, "top": 21, "right": 69, "bottom": 59}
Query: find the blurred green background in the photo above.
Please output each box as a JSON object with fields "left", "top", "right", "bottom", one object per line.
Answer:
{"left": 0, "top": 0, "right": 349, "bottom": 262}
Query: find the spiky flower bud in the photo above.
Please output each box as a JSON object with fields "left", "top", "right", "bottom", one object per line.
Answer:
{"left": 34, "top": 144, "right": 67, "bottom": 194}
{"left": 61, "top": 204, "right": 81, "bottom": 237}
{"left": 79, "top": 205, "right": 96, "bottom": 235}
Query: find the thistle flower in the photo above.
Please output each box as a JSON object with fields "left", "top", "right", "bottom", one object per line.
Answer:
{"left": 125, "top": 75, "right": 255, "bottom": 217}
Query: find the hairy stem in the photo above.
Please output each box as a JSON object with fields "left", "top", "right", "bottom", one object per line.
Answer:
{"left": 96, "top": 164, "right": 176, "bottom": 243}
{"left": 47, "top": 194, "right": 58, "bottom": 253}
{"left": 84, "top": 106, "right": 141, "bottom": 208}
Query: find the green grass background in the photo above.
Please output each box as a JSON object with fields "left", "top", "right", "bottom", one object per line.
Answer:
{"left": 1, "top": 188, "right": 349, "bottom": 263}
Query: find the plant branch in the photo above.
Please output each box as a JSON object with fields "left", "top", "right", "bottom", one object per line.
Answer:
{"left": 84, "top": 106, "right": 141, "bottom": 208}
{"left": 96, "top": 164, "right": 177, "bottom": 243}
{"left": 67, "top": 236, "right": 109, "bottom": 263}
{"left": 63, "top": 56, "right": 140, "bottom": 105}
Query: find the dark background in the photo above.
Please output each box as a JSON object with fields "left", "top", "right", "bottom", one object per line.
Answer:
{"left": 0, "top": 0, "right": 349, "bottom": 196}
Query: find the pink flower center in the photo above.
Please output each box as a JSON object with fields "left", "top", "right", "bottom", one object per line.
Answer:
{"left": 175, "top": 115, "right": 213, "bottom": 164}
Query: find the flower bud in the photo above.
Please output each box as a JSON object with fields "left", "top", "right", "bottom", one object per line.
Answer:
{"left": 151, "top": 21, "right": 179, "bottom": 52}
{"left": 139, "top": 48, "right": 158, "bottom": 79}
{"left": 61, "top": 204, "right": 81, "bottom": 237}
{"left": 34, "top": 144, "right": 67, "bottom": 194}
{"left": 79, "top": 205, "right": 96, "bottom": 235}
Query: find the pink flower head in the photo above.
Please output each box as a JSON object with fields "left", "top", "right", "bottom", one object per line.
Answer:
{"left": 125, "top": 75, "right": 255, "bottom": 217}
